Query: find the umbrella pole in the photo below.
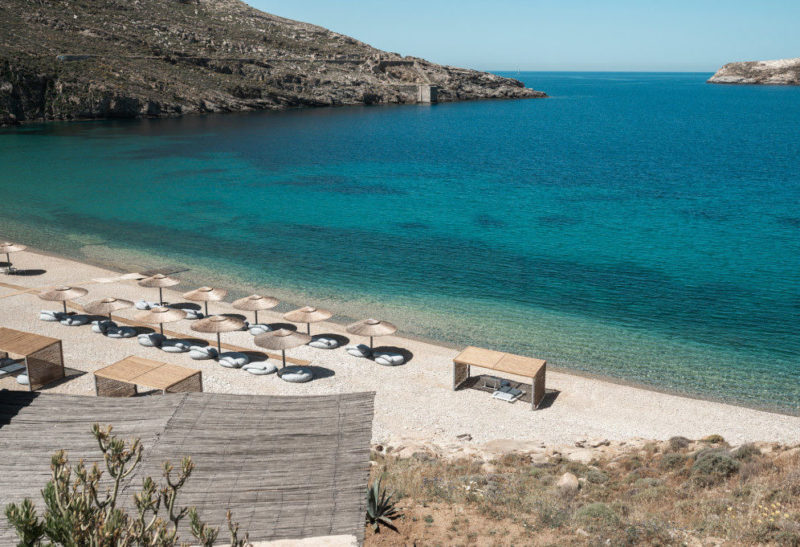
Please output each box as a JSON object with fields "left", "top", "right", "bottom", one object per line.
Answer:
{"left": 159, "top": 323, "right": 164, "bottom": 335}
{"left": 62, "top": 301, "right": 68, "bottom": 315}
{"left": 5, "top": 253, "right": 9, "bottom": 269}
{"left": 307, "top": 323, "right": 310, "bottom": 335}
{"left": 254, "top": 310, "right": 259, "bottom": 324}
{"left": 217, "top": 333, "right": 221, "bottom": 354}
{"left": 370, "top": 336, "right": 374, "bottom": 349}
{"left": 108, "top": 312, "right": 113, "bottom": 321}
{"left": 282, "top": 350, "right": 286, "bottom": 369}
{"left": 158, "top": 287, "right": 163, "bottom": 305}
{"left": 204, "top": 302, "right": 209, "bottom": 316}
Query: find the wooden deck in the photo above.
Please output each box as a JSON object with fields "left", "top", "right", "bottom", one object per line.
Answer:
{"left": 0, "top": 390, "right": 375, "bottom": 544}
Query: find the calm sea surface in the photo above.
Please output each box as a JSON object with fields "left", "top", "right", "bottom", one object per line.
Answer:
{"left": 1, "top": 72, "right": 798, "bottom": 412}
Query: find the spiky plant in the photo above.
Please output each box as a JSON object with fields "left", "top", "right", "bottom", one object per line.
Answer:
{"left": 366, "top": 476, "right": 399, "bottom": 533}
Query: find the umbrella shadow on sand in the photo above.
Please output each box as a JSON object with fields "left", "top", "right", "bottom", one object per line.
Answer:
{"left": 167, "top": 302, "right": 202, "bottom": 311}
{"left": 266, "top": 322, "right": 298, "bottom": 331}
{"left": 372, "top": 345, "right": 414, "bottom": 364}
{"left": 5, "top": 268, "right": 47, "bottom": 276}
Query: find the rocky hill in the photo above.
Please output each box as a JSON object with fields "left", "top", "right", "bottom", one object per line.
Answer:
{"left": 708, "top": 57, "right": 800, "bottom": 85}
{"left": 0, "top": 0, "right": 545, "bottom": 125}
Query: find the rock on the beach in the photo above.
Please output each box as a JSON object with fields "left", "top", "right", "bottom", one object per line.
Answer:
{"left": 566, "top": 448, "right": 596, "bottom": 465}
{"left": 556, "top": 472, "right": 579, "bottom": 493}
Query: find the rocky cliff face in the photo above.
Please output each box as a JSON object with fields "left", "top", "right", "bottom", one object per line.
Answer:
{"left": 0, "top": 0, "right": 545, "bottom": 125}
{"left": 707, "top": 58, "right": 800, "bottom": 85}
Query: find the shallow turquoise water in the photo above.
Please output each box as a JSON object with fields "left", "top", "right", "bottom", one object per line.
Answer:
{"left": 1, "top": 72, "right": 798, "bottom": 412}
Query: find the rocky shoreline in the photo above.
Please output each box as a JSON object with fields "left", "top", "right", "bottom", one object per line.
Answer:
{"left": 0, "top": 0, "right": 545, "bottom": 125}
{"left": 708, "top": 57, "right": 800, "bottom": 85}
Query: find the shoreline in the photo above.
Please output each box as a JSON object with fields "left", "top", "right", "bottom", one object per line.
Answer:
{"left": 2, "top": 245, "right": 800, "bottom": 450}
{"left": 16, "top": 243, "right": 799, "bottom": 419}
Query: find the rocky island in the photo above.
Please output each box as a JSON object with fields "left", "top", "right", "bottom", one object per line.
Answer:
{"left": 0, "top": 0, "right": 545, "bottom": 125}
{"left": 708, "top": 57, "right": 800, "bottom": 85}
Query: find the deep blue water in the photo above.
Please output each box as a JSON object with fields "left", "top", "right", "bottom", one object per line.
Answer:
{"left": 1, "top": 72, "right": 799, "bottom": 411}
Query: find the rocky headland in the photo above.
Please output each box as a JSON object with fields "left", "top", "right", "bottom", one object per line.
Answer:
{"left": 708, "top": 57, "right": 800, "bottom": 85}
{"left": 0, "top": 0, "right": 545, "bottom": 125}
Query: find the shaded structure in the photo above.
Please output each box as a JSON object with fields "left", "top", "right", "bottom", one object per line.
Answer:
{"left": 94, "top": 356, "right": 203, "bottom": 397}
{"left": 190, "top": 315, "right": 245, "bottom": 353}
{"left": 232, "top": 294, "right": 279, "bottom": 324}
{"left": 0, "top": 390, "right": 375, "bottom": 544}
{"left": 134, "top": 306, "right": 186, "bottom": 335}
{"left": 0, "top": 242, "right": 26, "bottom": 272}
{"left": 284, "top": 306, "right": 332, "bottom": 335}
{"left": 84, "top": 297, "right": 133, "bottom": 320}
{"left": 38, "top": 286, "right": 88, "bottom": 314}
{"left": 0, "top": 328, "right": 64, "bottom": 391}
{"left": 183, "top": 286, "right": 227, "bottom": 315}
{"left": 254, "top": 328, "right": 311, "bottom": 368}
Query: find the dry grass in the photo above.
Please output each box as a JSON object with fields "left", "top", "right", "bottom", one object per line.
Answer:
{"left": 367, "top": 439, "right": 800, "bottom": 546}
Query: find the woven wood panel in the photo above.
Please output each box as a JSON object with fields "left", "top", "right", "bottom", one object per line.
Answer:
{"left": 0, "top": 390, "right": 375, "bottom": 544}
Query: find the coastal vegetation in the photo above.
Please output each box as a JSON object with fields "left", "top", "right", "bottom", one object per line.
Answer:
{"left": 4, "top": 425, "right": 248, "bottom": 546}
{"left": 367, "top": 436, "right": 800, "bottom": 545}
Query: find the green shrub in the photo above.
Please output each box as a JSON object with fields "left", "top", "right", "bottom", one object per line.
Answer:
{"left": 691, "top": 452, "right": 740, "bottom": 486}
{"left": 668, "top": 436, "right": 691, "bottom": 451}
{"left": 366, "top": 475, "right": 401, "bottom": 533}
{"left": 701, "top": 434, "right": 726, "bottom": 444}
{"left": 586, "top": 469, "right": 609, "bottom": 484}
{"left": 660, "top": 452, "right": 687, "bottom": 470}
{"left": 575, "top": 502, "right": 620, "bottom": 528}
{"left": 732, "top": 443, "right": 762, "bottom": 461}
{"left": 534, "top": 500, "right": 569, "bottom": 529}
{"left": 4, "top": 424, "right": 247, "bottom": 547}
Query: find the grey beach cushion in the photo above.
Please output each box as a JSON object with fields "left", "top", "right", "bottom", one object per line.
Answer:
{"left": 138, "top": 333, "right": 166, "bottom": 348}
{"left": 92, "top": 320, "right": 117, "bottom": 334}
{"left": 60, "top": 315, "right": 89, "bottom": 327}
{"left": 248, "top": 324, "right": 271, "bottom": 336}
{"left": 39, "top": 310, "right": 65, "bottom": 322}
{"left": 161, "top": 340, "right": 191, "bottom": 353}
{"left": 279, "top": 366, "right": 313, "bottom": 383}
{"left": 374, "top": 352, "right": 405, "bottom": 366}
{"left": 243, "top": 361, "right": 277, "bottom": 375}
{"left": 16, "top": 373, "right": 29, "bottom": 386}
{"left": 346, "top": 344, "right": 371, "bottom": 358}
{"left": 309, "top": 336, "right": 339, "bottom": 349}
{"left": 106, "top": 326, "right": 136, "bottom": 339}
{"left": 218, "top": 352, "right": 250, "bottom": 368}
{"left": 189, "top": 346, "right": 218, "bottom": 360}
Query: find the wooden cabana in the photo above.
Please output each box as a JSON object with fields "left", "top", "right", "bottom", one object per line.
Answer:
{"left": 0, "top": 327, "right": 64, "bottom": 391}
{"left": 453, "top": 346, "right": 547, "bottom": 410}
{"left": 94, "top": 355, "right": 202, "bottom": 397}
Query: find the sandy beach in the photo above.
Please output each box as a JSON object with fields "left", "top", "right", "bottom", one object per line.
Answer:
{"left": 2, "top": 249, "right": 799, "bottom": 453}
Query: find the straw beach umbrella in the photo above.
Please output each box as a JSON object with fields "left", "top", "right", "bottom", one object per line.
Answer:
{"left": 191, "top": 315, "right": 245, "bottom": 354}
{"left": 38, "top": 286, "right": 89, "bottom": 314}
{"left": 254, "top": 328, "right": 311, "bottom": 368}
{"left": 0, "top": 242, "right": 26, "bottom": 271}
{"left": 346, "top": 318, "right": 397, "bottom": 349}
{"left": 232, "top": 294, "right": 279, "bottom": 325}
{"left": 84, "top": 297, "right": 133, "bottom": 320}
{"left": 183, "top": 286, "right": 228, "bottom": 316}
{"left": 134, "top": 306, "right": 186, "bottom": 335}
{"left": 283, "top": 306, "right": 332, "bottom": 335}
{"left": 138, "top": 274, "right": 180, "bottom": 305}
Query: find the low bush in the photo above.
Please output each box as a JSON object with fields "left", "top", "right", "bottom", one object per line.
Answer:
{"left": 575, "top": 502, "right": 620, "bottom": 528}
{"left": 701, "top": 434, "right": 726, "bottom": 444}
{"left": 668, "top": 436, "right": 691, "bottom": 451}
{"left": 660, "top": 452, "right": 687, "bottom": 470}
{"left": 732, "top": 443, "right": 762, "bottom": 461}
{"left": 691, "top": 452, "right": 740, "bottom": 486}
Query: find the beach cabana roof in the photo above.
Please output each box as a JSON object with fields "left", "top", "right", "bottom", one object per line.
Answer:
{"left": 84, "top": 297, "right": 133, "bottom": 317}
{"left": 283, "top": 306, "right": 332, "bottom": 324}
{"left": 138, "top": 273, "right": 180, "bottom": 288}
{"left": 232, "top": 294, "right": 279, "bottom": 311}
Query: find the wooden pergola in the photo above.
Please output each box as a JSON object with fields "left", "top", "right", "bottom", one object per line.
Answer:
{"left": 94, "top": 356, "right": 203, "bottom": 397}
{"left": 0, "top": 327, "right": 64, "bottom": 391}
{"left": 453, "top": 346, "right": 547, "bottom": 410}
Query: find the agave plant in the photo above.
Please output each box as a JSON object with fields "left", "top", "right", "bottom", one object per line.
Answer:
{"left": 366, "top": 476, "right": 400, "bottom": 533}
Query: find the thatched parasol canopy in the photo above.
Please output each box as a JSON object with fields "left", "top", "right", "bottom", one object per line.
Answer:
{"left": 138, "top": 274, "right": 180, "bottom": 304}
{"left": 232, "top": 294, "right": 279, "bottom": 324}
{"left": 1, "top": 242, "right": 27, "bottom": 272}
{"left": 38, "top": 286, "right": 89, "bottom": 314}
{"left": 346, "top": 318, "right": 397, "bottom": 349}
{"left": 283, "top": 306, "right": 332, "bottom": 335}
{"left": 134, "top": 306, "right": 186, "bottom": 335}
{"left": 191, "top": 315, "right": 245, "bottom": 353}
{"left": 254, "top": 328, "right": 311, "bottom": 368}
{"left": 183, "top": 286, "right": 228, "bottom": 315}
{"left": 84, "top": 297, "right": 133, "bottom": 319}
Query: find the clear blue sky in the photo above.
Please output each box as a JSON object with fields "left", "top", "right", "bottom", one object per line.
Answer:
{"left": 247, "top": 0, "right": 800, "bottom": 72}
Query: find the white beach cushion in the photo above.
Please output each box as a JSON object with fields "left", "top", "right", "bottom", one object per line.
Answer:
{"left": 106, "top": 326, "right": 136, "bottom": 339}
{"left": 16, "top": 373, "right": 29, "bottom": 386}
{"left": 60, "top": 315, "right": 89, "bottom": 327}
{"left": 374, "top": 352, "right": 405, "bottom": 366}
{"left": 243, "top": 361, "right": 278, "bottom": 375}
{"left": 138, "top": 333, "right": 166, "bottom": 348}
{"left": 135, "top": 300, "right": 152, "bottom": 310}
{"left": 92, "top": 320, "right": 117, "bottom": 334}
{"left": 248, "top": 324, "right": 271, "bottom": 336}
{"left": 182, "top": 309, "right": 204, "bottom": 320}
{"left": 161, "top": 340, "right": 191, "bottom": 353}
{"left": 218, "top": 352, "right": 249, "bottom": 368}
{"left": 279, "top": 366, "right": 313, "bottom": 383}
{"left": 39, "top": 310, "right": 64, "bottom": 322}
{"left": 189, "top": 346, "right": 218, "bottom": 360}
{"left": 346, "top": 344, "right": 372, "bottom": 358}
{"left": 309, "top": 337, "right": 339, "bottom": 349}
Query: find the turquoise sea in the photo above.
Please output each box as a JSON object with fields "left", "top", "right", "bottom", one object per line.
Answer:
{"left": 1, "top": 72, "right": 798, "bottom": 412}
